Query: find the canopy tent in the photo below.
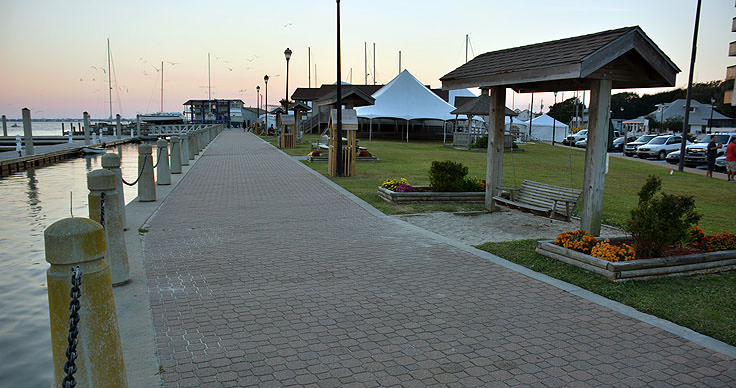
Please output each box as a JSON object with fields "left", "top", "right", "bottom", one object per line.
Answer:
{"left": 515, "top": 114, "right": 570, "bottom": 142}
{"left": 448, "top": 88, "right": 477, "bottom": 106}
{"left": 356, "top": 70, "right": 458, "bottom": 121}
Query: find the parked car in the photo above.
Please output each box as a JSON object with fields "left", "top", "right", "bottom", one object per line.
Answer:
{"left": 715, "top": 155, "right": 727, "bottom": 172}
{"left": 684, "top": 132, "right": 736, "bottom": 166}
{"left": 666, "top": 150, "right": 680, "bottom": 165}
{"left": 623, "top": 134, "right": 658, "bottom": 157}
{"left": 636, "top": 135, "right": 688, "bottom": 160}
{"left": 575, "top": 138, "right": 587, "bottom": 148}
{"left": 565, "top": 129, "right": 588, "bottom": 146}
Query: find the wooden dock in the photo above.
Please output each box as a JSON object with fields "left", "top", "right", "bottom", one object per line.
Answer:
{"left": 0, "top": 137, "right": 133, "bottom": 178}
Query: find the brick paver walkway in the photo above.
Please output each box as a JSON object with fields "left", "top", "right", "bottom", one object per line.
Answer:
{"left": 144, "top": 130, "right": 735, "bottom": 388}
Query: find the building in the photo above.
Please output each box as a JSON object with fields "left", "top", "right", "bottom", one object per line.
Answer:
{"left": 183, "top": 99, "right": 246, "bottom": 127}
{"left": 643, "top": 99, "right": 730, "bottom": 134}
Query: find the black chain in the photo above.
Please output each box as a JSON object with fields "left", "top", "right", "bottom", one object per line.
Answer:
{"left": 152, "top": 148, "right": 164, "bottom": 168}
{"left": 99, "top": 192, "right": 105, "bottom": 229}
{"left": 122, "top": 155, "right": 147, "bottom": 186}
{"left": 62, "top": 266, "right": 81, "bottom": 388}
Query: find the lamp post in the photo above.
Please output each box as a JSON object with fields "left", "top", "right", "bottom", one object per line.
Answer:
{"left": 264, "top": 75, "right": 269, "bottom": 124}
{"left": 709, "top": 97, "right": 715, "bottom": 133}
{"left": 336, "top": 0, "right": 343, "bottom": 176}
{"left": 284, "top": 48, "right": 292, "bottom": 110}
{"left": 256, "top": 85, "right": 260, "bottom": 131}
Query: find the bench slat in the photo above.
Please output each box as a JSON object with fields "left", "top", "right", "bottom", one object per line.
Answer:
{"left": 496, "top": 180, "right": 581, "bottom": 220}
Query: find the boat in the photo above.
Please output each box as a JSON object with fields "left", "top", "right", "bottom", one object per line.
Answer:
{"left": 140, "top": 112, "right": 185, "bottom": 125}
{"left": 81, "top": 146, "right": 106, "bottom": 154}
{"left": 11, "top": 123, "right": 18, "bottom": 127}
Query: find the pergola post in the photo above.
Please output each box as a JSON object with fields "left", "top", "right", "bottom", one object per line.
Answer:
{"left": 580, "top": 79, "right": 612, "bottom": 235}
{"left": 486, "top": 86, "right": 506, "bottom": 211}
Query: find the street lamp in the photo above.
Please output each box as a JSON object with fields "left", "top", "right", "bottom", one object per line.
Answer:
{"left": 264, "top": 75, "right": 269, "bottom": 131}
{"left": 256, "top": 85, "right": 260, "bottom": 130}
{"left": 336, "top": 0, "right": 343, "bottom": 176}
{"left": 284, "top": 48, "right": 292, "bottom": 110}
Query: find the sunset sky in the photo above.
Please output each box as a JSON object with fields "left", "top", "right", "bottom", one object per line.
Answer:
{"left": 0, "top": 0, "right": 733, "bottom": 119}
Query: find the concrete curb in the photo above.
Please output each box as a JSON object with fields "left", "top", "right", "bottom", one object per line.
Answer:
{"left": 258, "top": 134, "right": 736, "bottom": 360}
{"left": 114, "top": 138, "right": 214, "bottom": 388}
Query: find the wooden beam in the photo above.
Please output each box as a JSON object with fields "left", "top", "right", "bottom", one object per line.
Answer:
{"left": 486, "top": 86, "right": 506, "bottom": 211}
{"left": 580, "top": 79, "right": 612, "bottom": 235}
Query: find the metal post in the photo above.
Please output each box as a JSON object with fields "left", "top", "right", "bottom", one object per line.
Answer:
{"left": 709, "top": 97, "right": 715, "bottom": 133}
{"left": 679, "top": 0, "right": 702, "bottom": 172}
{"left": 336, "top": 0, "right": 343, "bottom": 176}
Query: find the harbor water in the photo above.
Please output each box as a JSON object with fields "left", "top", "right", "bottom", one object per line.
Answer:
{"left": 0, "top": 134, "right": 160, "bottom": 387}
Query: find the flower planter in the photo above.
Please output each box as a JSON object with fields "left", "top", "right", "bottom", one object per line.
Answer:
{"left": 535, "top": 236, "right": 736, "bottom": 281}
{"left": 308, "top": 155, "right": 378, "bottom": 162}
{"left": 377, "top": 186, "right": 485, "bottom": 204}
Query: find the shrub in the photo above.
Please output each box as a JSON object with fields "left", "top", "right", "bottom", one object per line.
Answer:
{"left": 471, "top": 136, "right": 488, "bottom": 149}
{"left": 699, "top": 233, "right": 736, "bottom": 252}
{"left": 429, "top": 160, "right": 468, "bottom": 192}
{"left": 554, "top": 229, "right": 598, "bottom": 254}
{"left": 590, "top": 239, "right": 636, "bottom": 262}
{"left": 461, "top": 177, "right": 486, "bottom": 192}
{"left": 381, "top": 177, "right": 409, "bottom": 191}
{"left": 626, "top": 176, "right": 700, "bottom": 259}
{"left": 681, "top": 225, "right": 705, "bottom": 247}
{"left": 358, "top": 149, "right": 372, "bottom": 157}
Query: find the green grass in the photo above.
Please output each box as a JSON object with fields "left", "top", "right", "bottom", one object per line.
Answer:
{"left": 476, "top": 240, "right": 736, "bottom": 346}
{"left": 282, "top": 138, "right": 734, "bottom": 233}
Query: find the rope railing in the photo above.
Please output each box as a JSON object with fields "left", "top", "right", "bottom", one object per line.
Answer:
{"left": 121, "top": 155, "right": 147, "bottom": 186}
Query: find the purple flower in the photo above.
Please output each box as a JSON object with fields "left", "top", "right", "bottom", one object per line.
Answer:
{"left": 395, "top": 183, "right": 414, "bottom": 192}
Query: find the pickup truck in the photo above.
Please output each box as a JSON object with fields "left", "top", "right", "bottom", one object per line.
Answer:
{"left": 683, "top": 133, "right": 736, "bottom": 166}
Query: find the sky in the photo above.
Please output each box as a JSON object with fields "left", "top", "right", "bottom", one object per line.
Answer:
{"left": 0, "top": 0, "right": 734, "bottom": 119}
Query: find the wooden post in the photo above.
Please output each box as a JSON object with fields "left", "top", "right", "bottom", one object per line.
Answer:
{"left": 135, "top": 114, "right": 140, "bottom": 138}
{"left": 83, "top": 112, "right": 91, "bottom": 145}
{"left": 580, "top": 79, "right": 612, "bottom": 236}
{"left": 22, "top": 108, "right": 34, "bottom": 155}
{"left": 115, "top": 114, "right": 122, "bottom": 139}
{"left": 486, "top": 86, "right": 506, "bottom": 211}
{"left": 1, "top": 114, "right": 6, "bottom": 136}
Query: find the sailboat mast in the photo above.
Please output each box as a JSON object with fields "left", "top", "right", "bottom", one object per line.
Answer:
{"left": 208, "top": 53, "right": 211, "bottom": 100}
{"left": 465, "top": 34, "right": 468, "bottom": 63}
{"left": 364, "top": 42, "right": 367, "bottom": 85}
{"left": 161, "top": 61, "right": 164, "bottom": 112}
{"left": 107, "top": 38, "right": 113, "bottom": 120}
{"left": 373, "top": 42, "right": 376, "bottom": 85}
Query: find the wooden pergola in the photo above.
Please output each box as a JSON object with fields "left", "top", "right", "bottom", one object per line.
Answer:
{"left": 441, "top": 26, "right": 680, "bottom": 235}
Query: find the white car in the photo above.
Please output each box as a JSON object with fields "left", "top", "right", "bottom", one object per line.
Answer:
{"left": 574, "top": 138, "right": 587, "bottom": 148}
{"left": 636, "top": 135, "right": 688, "bottom": 160}
{"left": 565, "top": 130, "right": 588, "bottom": 146}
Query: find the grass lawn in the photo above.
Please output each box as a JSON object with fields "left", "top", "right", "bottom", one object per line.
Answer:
{"left": 476, "top": 240, "right": 736, "bottom": 346}
{"left": 266, "top": 136, "right": 735, "bottom": 234}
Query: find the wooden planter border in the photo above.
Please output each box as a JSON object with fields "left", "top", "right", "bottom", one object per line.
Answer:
{"left": 377, "top": 186, "right": 485, "bottom": 204}
{"left": 535, "top": 238, "right": 736, "bottom": 281}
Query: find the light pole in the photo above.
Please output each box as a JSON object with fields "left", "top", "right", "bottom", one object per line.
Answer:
{"left": 256, "top": 85, "right": 260, "bottom": 131}
{"left": 284, "top": 48, "right": 292, "bottom": 110}
{"left": 709, "top": 97, "right": 715, "bottom": 133}
{"left": 264, "top": 75, "right": 269, "bottom": 122}
{"left": 336, "top": 0, "right": 343, "bottom": 176}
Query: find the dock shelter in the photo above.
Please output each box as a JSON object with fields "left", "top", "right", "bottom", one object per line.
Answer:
{"left": 441, "top": 26, "right": 680, "bottom": 235}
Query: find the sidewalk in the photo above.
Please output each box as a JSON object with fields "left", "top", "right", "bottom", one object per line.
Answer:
{"left": 143, "top": 130, "right": 735, "bottom": 388}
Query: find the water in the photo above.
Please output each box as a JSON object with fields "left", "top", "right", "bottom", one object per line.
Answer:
{"left": 2, "top": 121, "right": 130, "bottom": 137}
{"left": 0, "top": 141, "right": 158, "bottom": 387}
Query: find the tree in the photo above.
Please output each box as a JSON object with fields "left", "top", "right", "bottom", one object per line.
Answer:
{"left": 548, "top": 97, "right": 585, "bottom": 126}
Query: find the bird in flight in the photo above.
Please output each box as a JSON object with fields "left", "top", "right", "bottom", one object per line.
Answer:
{"left": 167, "top": 61, "right": 180, "bottom": 66}
{"left": 283, "top": 23, "right": 294, "bottom": 28}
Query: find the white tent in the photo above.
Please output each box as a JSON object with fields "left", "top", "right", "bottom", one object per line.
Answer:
{"left": 356, "top": 70, "right": 457, "bottom": 121}
{"left": 448, "top": 88, "right": 477, "bottom": 106}
{"left": 517, "top": 114, "right": 569, "bottom": 142}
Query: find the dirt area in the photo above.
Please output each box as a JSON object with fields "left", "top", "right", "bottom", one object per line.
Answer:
{"left": 395, "top": 208, "right": 625, "bottom": 245}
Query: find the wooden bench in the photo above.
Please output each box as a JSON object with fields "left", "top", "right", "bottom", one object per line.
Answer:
{"left": 493, "top": 180, "right": 582, "bottom": 221}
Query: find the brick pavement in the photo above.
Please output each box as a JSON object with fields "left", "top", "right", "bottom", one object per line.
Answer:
{"left": 144, "top": 130, "right": 735, "bottom": 388}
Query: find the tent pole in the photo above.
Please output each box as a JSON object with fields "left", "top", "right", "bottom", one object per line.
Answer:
{"left": 369, "top": 118, "right": 372, "bottom": 142}
{"left": 406, "top": 119, "right": 409, "bottom": 143}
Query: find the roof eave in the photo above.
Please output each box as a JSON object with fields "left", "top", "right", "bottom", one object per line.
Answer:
{"left": 441, "top": 63, "right": 582, "bottom": 91}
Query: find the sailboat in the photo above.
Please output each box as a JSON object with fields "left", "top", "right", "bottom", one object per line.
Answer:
{"left": 140, "top": 60, "right": 185, "bottom": 124}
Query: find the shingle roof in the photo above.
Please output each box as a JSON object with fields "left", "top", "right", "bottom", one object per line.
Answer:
{"left": 441, "top": 26, "right": 679, "bottom": 92}
{"left": 450, "top": 94, "right": 517, "bottom": 116}
{"left": 291, "top": 85, "right": 383, "bottom": 101}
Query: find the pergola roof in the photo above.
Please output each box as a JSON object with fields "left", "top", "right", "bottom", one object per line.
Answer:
{"left": 288, "top": 101, "right": 311, "bottom": 112}
{"left": 441, "top": 26, "right": 680, "bottom": 93}
{"left": 451, "top": 93, "right": 517, "bottom": 116}
{"left": 291, "top": 84, "right": 383, "bottom": 102}
{"left": 316, "top": 87, "right": 375, "bottom": 107}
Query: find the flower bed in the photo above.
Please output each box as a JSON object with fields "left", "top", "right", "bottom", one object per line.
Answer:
{"left": 536, "top": 229, "right": 736, "bottom": 281}
{"left": 377, "top": 176, "right": 485, "bottom": 204}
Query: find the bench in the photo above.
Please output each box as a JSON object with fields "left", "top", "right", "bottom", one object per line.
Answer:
{"left": 493, "top": 180, "right": 582, "bottom": 221}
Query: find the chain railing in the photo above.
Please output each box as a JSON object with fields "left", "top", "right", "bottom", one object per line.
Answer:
{"left": 99, "top": 192, "right": 105, "bottom": 229}
{"left": 152, "top": 148, "right": 163, "bottom": 169}
{"left": 62, "top": 266, "right": 82, "bottom": 388}
{"left": 121, "top": 155, "right": 147, "bottom": 186}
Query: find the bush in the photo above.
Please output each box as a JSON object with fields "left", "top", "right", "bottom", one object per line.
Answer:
{"left": 461, "top": 177, "right": 486, "bottom": 192}
{"left": 626, "top": 176, "right": 700, "bottom": 259}
{"left": 429, "top": 160, "right": 468, "bottom": 192}
{"left": 471, "top": 136, "right": 488, "bottom": 149}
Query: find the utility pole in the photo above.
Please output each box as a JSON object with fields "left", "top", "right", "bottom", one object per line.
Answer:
{"left": 373, "top": 42, "right": 376, "bottom": 85}
{"left": 308, "top": 47, "right": 311, "bottom": 88}
{"left": 679, "top": 0, "right": 702, "bottom": 172}
{"left": 398, "top": 51, "right": 401, "bottom": 74}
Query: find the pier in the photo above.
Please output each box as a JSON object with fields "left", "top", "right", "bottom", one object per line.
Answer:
{"left": 107, "top": 129, "right": 733, "bottom": 387}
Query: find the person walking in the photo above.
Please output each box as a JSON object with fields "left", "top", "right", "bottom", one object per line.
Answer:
{"left": 727, "top": 137, "right": 736, "bottom": 181}
{"left": 706, "top": 135, "right": 721, "bottom": 178}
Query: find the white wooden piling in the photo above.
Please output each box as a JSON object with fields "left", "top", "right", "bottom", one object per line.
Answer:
{"left": 83, "top": 112, "right": 91, "bottom": 146}
{"left": 22, "top": 108, "right": 34, "bottom": 155}
{"left": 116, "top": 114, "right": 122, "bottom": 139}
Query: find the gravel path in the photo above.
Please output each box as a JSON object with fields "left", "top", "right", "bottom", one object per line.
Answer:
{"left": 395, "top": 209, "right": 624, "bottom": 246}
